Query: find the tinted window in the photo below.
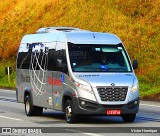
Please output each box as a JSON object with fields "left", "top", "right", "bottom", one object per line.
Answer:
{"left": 17, "top": 42, "right": 68, "bottom": 73}
{"left": 48, "top": 42, "right": 67, "bottom": 73}
{"left": 30, "top": 43, "right": 49, "bottom": 71}
{"left": 17, "top": 43, "right": 31, "bottom": 69}
{"left": 17, "top": 43, "right": 49, "bottom": 70}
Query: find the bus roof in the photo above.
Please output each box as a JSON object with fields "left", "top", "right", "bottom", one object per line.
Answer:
{"left": 21, "top": 27, "right": 122, "bottom": 45}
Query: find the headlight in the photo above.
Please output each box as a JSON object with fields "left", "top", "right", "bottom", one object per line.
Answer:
{"left": 74, "top": 82, "right": 93, "bottom": 94}
{"left": 131, "top": 85, "right": 138, "bottom": 93}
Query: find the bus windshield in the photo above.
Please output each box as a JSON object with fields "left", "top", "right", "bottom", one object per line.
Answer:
{"left": 68, "top": 43, "right": 132, "bottom": 72}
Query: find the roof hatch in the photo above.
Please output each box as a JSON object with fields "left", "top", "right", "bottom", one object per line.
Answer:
{"left": 36, "top": 27, "right": 82, "bottom": 34}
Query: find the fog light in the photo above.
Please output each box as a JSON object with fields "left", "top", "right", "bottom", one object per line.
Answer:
{"left": 134, "top": 101, "right": 138, "bottom": 105}
{"left": 81, "top": 101, "right": 86, "bottom": 106}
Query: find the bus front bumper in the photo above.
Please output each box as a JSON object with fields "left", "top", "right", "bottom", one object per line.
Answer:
{"left": 72, "top": 97, "right": 139, "bottom": 115}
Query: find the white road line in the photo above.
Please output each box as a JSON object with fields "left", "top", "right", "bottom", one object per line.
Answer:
{"left": 83, "top": 133, "right": 103, "bottom": 136}
{"left": 0, "top": 89, "right": 15, "bottom": 92}
{"left": 0, "top": 115, "right": 22, "bottom": 121}
{"left": 140, "top": 104, "right": 160, "bottom": 108}
{"left": 64, "top": 129, "right": 103, "bottom": 136}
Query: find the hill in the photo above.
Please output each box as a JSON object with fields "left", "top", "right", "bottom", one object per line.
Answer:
{"left": 0, "top": 0, "right": 160, "bottom": 97}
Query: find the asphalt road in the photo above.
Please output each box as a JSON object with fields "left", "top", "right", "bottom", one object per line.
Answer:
{"left": 0, "top": 89, "right": 160, "bottom": 136}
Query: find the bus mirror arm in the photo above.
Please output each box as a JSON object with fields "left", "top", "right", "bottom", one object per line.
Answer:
{"left": 133, "top": 60, "right": 138, "bottom": 69}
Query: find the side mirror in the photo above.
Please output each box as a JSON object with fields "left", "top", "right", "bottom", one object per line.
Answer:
{"left": 133, "top": 60, "right": 138, "bottom": 69}
{"left": 56, "top": 59, "right": 67, "bottom": 69}
{"left": 56, "top": 59, "right": 63, "bottom": 68}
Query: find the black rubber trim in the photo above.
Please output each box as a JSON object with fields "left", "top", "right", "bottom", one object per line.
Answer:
{"left": 72, "top": 97, "right": 139, "bottom": 115}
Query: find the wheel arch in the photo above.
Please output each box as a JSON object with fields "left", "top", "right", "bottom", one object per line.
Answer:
{"left": 62, "top": 91, "right": 73, "bottom": 112}
{"left": 24, "top": 89, "right": 32, "bottom": 104}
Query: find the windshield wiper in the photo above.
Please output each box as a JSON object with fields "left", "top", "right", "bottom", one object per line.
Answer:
{"left": 109, "top": 68, "right": 127, "bottom": 71}
{"left": 76, "top": 66, "right": 107, "bottom": 71}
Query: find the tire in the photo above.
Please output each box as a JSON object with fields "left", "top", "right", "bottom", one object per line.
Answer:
{"left": 122, "top": 114, "right": 136, "bottom": 123}
{"left": 25, "top": 95, "right": 36, "bottom": 116}
{"left": 65, "top": 100, "right": 78, "bottom": 123}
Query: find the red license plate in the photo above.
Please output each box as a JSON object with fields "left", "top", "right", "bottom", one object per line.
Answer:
{"left": 106, "top": 110, "right": 121, "bottom": 115}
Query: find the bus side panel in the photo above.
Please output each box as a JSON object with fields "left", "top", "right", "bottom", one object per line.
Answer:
{"left": 35, "top": 71, "right": 53, "bottom": 109}
{"left": 52, "top": 71, "right": 78, "bottom": 111}
{"left": 16, "top": 69, "right": 54, "bottom": 109}
{"left": 16, "top": 69, "right": 31, "bottom": 103}
{"left": 51, "top": 71, "right": 64, "bottom": 111}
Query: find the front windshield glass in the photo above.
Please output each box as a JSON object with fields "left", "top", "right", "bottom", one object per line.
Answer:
{"left": 68, "top": 43, "right": 132, "bottom": 72}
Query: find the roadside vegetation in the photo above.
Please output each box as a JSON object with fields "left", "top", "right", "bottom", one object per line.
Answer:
{"left": 0, "top": 0, "right": 159, "bottom": 97}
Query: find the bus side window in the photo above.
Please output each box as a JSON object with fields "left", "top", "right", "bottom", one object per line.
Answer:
{"left": 48, "top": 42, "right": 68, "bottom": 74}
{"left": 17, "top": 43, "right": 31, "bottom": 69}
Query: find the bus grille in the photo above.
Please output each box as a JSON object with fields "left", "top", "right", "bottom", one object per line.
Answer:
{"left": 97, "top": 87, "right": 128, "bottom": 101}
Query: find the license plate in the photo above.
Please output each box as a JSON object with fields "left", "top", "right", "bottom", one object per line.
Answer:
{"left": 106, "top": 110, "right": 121, "bottom": 115}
